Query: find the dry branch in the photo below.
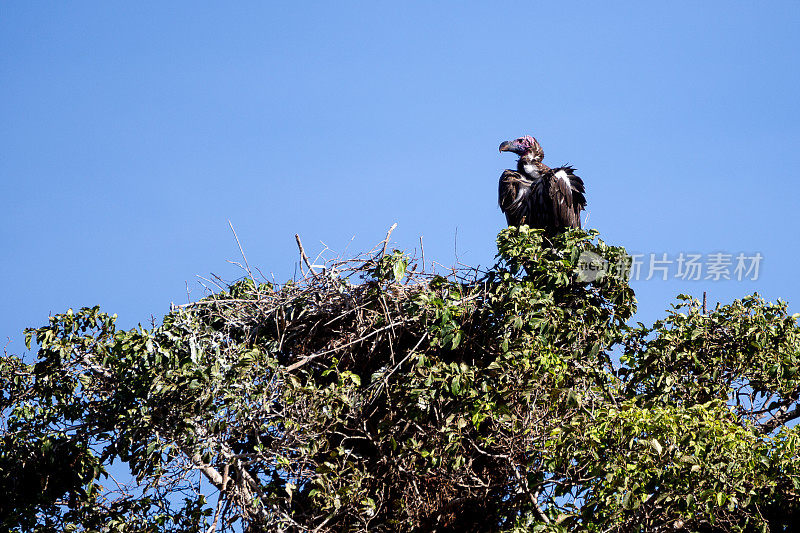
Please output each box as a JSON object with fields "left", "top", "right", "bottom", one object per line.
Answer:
{"left": 295, "top": 233, "right": 317, "bottom": 276}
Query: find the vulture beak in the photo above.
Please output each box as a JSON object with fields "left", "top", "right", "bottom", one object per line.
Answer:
{"left": 499, "top": 141, "right": 514, "bottom": 153}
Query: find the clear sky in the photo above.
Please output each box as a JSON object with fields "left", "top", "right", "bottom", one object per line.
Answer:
{"left": 2, "top": 2, "right": 799, "bottom": 352}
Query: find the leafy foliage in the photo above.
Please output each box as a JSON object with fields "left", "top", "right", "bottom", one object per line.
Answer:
{"left": 2, "top": 227, "right": 800, "bottom": 531}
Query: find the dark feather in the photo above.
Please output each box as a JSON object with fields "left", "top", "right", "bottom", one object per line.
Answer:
{"left": 498, "top": 165, "right": 586, "bottom": 233}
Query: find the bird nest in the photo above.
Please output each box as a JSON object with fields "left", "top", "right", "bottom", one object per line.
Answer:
{"left": 168, "top": 227, "right": 508, "bottom": 530}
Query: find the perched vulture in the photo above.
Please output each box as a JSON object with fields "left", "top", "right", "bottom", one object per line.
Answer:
{"left": 498, "top": 135, "right": 586, "bottom": 234}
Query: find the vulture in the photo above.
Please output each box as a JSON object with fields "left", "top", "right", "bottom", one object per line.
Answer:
{"left": 498, "top": 135, "right": 586, "bottom": 234}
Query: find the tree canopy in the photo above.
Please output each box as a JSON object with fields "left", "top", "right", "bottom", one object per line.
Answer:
{"left": 3, "top": 228, "right": 800, "bottom": 532}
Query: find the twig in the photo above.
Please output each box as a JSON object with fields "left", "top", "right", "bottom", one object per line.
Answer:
{"left": 176, "top": 298, "right": 280, "bottom": 309}
{"left": 420, "top": 236, "right": 425, "bottom": 273}
{"left": 760, "top": 394, "right": 800, "bottom": 434}
{"left": 286, "top": 319, "right": 408, "bottom": 372}
{"left": 380, "top": 223, "right": 398, "bottom": 258}
{"left": 197, "top": 275, "right": 227, "bottom": 293}
{"left": 228, "top": 220, "right": 256, "bottom": 284}
{"left": 702, "top": 291, "right": 707, "bottom": 314}
{"left": 295, "top": 233, "right": 317, "bottom": 276}
{"left": 469, "top": 441, "right": 549, "bottom": 524}
{"left": 207, "top": 463, "right": 230, "bottom": 533}
{"left": 310, "top": 241, "right": 330, "bottom": 273}
{"left": 453, "top": 226, "right": 460, "bottom": 263}
{"left": 369, "top": 333, "right": 428, "bottom": 397}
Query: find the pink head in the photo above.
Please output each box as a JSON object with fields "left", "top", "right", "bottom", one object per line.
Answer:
{"left": 499, "top": 135, "right": 543, "bottom": 160}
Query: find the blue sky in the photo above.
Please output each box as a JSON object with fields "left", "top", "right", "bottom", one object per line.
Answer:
{"left": 2, "top": 2, "right": 799, "bottom": 352}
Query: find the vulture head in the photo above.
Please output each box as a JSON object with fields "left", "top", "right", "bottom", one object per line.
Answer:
{"left": 499, "top": 135, "right": 543, "bottom": 161}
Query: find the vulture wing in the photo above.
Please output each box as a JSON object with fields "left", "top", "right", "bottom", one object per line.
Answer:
{"left": 498, "top": 169, "right": 550, "bottom": 228}
{"left": 548, "top": 166, "right": 586, "bottom": 229}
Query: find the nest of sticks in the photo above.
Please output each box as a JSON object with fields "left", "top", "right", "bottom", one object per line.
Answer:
{"left": 174, "top": 224, "right": 507, "bottom": 531}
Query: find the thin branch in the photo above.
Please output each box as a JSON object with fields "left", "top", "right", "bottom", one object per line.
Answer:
{"left": 760, "top": 401, "right": 800, "bottom": 434}
{"left": 286, "top": 319, "right": 408, "bottom": 372}
{"left": 469, "top": 441, "right": 549, "bottom": 524}
{"left": 176, "top": 298, "right": 275, "bottom": 309}
{"left": 380, "top": 223, "right": 398, "bottom": 258}
{"left": 453, "top": 226, "right": 460, "bottom": 263}
{"left": 295, "top": 233, "right": 317, "bottom": 276}
{"left": 207, "top": 463, "right": 230, "bottom": 533}
{"left": 368, "top": 332, "right": 429, "bottom": 401}
{"left": 229, "top": 220, "right": 256, "bottom": 284}
{"left": 190, "top": 452, "right": 225, "bottom": 487}
{"left": 420, "top": 235, "right": 425, "bottom": 273}
{"left": 197, "top": 274, "right": 227, "bottom": 293}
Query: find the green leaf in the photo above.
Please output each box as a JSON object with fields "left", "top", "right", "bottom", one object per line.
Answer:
{"left": 451, "top": 376, "right": 462, "bottom": 396}
{"left": 451, "top": 330, "right": 462, "bottom": 350}
{"left": 650, "top": 438, "right": 663, "bottom": 455}
{"left": 393, "top": 259, "right": 407, "bottom": 283}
